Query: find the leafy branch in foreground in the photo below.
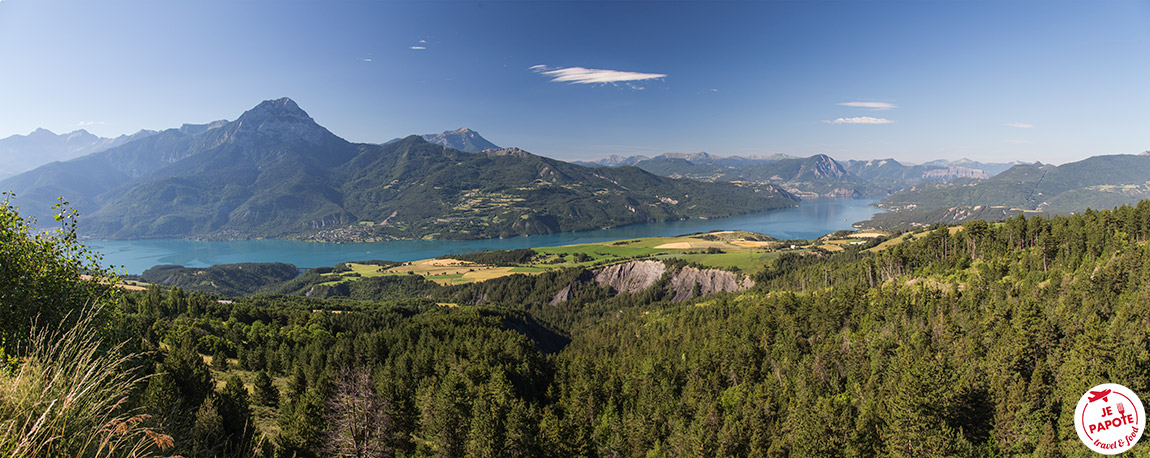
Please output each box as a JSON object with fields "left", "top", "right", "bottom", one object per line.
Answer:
{"left": 0, "top": 193, "right": 119, "bottom": 349}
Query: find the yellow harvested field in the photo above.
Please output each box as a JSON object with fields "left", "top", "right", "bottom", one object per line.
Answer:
{"left": 425, "top": 258, "right": 470, "bottom": 266}
{"left": 386, "top": 258, "right": 477, "bottom": 275}
{"left": 80, "top": 274, "right": 147, "bottom": 291}
{"left": 818, "top": 244, "right": 845, "bottom": 252}
{"left": 655, "top": 242, "right": 693, "bottom": 249}
{"left": 730, "top": 240, "right": 775, "bottom": 248}
{"left": 462, "top": 267, "right": 537, "bottom": 281}
{"left": 848, "top": 232, "right": 887, "bottom": 238}
{"left": 381, "top": 258, "right": 544, "bottom": 286}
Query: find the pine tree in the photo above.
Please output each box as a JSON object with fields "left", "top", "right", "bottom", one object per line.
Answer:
{"left": 218, "top": 375, "right": 254, "bottom": 453}
{"left": 253, "top": 370, "right": 280, "bottom": 407}
{"left": 190, "top": 396, "right": 225, "bottom": 458}
{"left": 278, "top": 389, "right": 327, "bottom": 458}
{"left": 213, "top": 349, "right": 229, "bottom": 372}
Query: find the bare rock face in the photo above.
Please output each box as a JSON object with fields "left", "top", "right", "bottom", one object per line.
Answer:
{"left": 549, "top": 259, "right": 755, "bottom": 305}
{"left": 549, "top": 284, "right": 575, "bottom": 306}
{"left": 593, "top": 260, "right": 666, "bottom": 294}
{"left": 668, "top": 266, "right": 755, "bottom": 302}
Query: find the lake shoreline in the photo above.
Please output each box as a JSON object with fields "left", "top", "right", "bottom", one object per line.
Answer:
{"left": 87, "top": 198, "right": 885, "bottom": 274}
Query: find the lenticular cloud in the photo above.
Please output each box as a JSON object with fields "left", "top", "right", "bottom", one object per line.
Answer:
{"left": 825, "top": 117, "right": 894, "bottom": 125}
{"left": 531, "top": 65, "right": 666, "bottom": 84}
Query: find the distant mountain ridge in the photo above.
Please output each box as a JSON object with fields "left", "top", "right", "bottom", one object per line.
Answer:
{"left": 578, "top": 151, "right": 1015, "bottom": 199}
{"left": 864, "top": 154, "right": 1150, "bottom": 229}
{"left": 0, "top": 128, "right": 156, "bottom": 179}
{"left": 575, "top": 152, "right": 798, "bottom": 168}
{"left": 385, "top": 128, "right": 500, "bottom": 153}
{"left": 0, "top": 98, "right": 797, "bottom": 241}
{"left": 421, "top": 127, "right": 499, "bottom": 152}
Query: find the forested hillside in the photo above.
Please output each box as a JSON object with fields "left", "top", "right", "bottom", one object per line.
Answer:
{"left": 7, "top": 197, "right": 1150, "bottom": 456}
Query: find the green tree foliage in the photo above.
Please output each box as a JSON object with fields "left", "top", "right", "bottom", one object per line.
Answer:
{"left": 0, "top": 194, "right": 117, "bottom": 349}
{"left": 253, "top": 370, "right": 279, "bottom": 407}
{"left": 95, "top": 199, "right": 1150, "bottom": 457}
{"left": 190, "top": 397, "right": 224, "bottom": 458}
{"left": 217, "top": 375, "right": 254, "bottom": 454}
{"left": 278, "top": 390, "right": 327, "bottom": 458}
{"left": 0, "top": 198, "right": 171, "bottom": 457}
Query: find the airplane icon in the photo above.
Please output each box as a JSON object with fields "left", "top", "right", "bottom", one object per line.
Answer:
{"left": 1088, "top": 389, "right": 1112, "bottom": 403}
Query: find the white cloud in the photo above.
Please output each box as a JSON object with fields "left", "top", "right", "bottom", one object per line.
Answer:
{"left": 838, "top": 101, "right": 896, "bottom": 110}
{"left": 410, "top": 46, "right": 426, "bottom": 50}
{"left": 824, "top": 117, "right": 894, "bottom": 125}
{"left": 361, "top": 58, "right": 373, "bottom": 62}
{"left": 1005, "top": 122, "right": 1034, "bottom": 128}
{"left": 77, "top": 121, "right": 105, "bottom": 127}
{"left": 531, "top": 65, "right": 667, "bottom": 85}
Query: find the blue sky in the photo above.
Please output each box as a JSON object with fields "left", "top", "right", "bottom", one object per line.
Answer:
{"left": 1, "top": 0, "right": 1147, "bottom": 164}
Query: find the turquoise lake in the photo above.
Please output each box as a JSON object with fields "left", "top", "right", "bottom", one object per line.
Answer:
{"left": 87, "top": 198, "right": 884, "bottom": 274}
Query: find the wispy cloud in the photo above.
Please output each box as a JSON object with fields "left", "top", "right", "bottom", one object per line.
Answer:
{"left": 531, "top": 65, "right": 667, "bottom": 85}
{"left": 838, "top": 101, "right": 896, "bottom": 110}
{"left": 410, "top": 46, "right": 426, "bottom": 50}
{"left": 361, "top": 58, "right": 373, "bottom": 62}
{"left": 77, "top": 121, "right": 105, "bottom": 127}
{"left": 824, "top": 117, "right": 894, "bottom": 125}
{"left": 1004, "top": 122, "right": 1034, "bottom": 128}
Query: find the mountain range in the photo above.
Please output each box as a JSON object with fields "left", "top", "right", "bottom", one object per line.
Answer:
{"left": 0, "top": 98, "right": 797, "bottom": 241}
{"left": 577, "top": 152, "right": 1021, "bottom": 199}
{"left": 861, "top": 154, "right": 1150, "bottom": 230}
{"left": 0, "top": 128, "right": 157, "bottom": 179}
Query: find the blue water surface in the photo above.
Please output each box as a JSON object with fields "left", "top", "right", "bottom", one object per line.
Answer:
{"left": 87, "top": 198, "right": 884, "bottom": 274}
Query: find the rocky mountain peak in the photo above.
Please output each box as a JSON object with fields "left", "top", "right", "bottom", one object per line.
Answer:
{"left": 806, "top": 154, "right": 847, "bottom": 179}
{"left": 421, "top": 127, "right": 500, "bottom": 153}
{"left": 231, "top": 97, "right": 331, "bottom": 145}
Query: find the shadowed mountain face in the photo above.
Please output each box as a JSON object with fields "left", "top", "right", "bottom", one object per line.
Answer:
{"left": 1, "top": 98, "right": 797, "bottom": 241}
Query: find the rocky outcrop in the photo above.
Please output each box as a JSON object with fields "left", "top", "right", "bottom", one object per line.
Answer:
{"left": 549, "top": 260, "right": 755, "bottom": 305}
{"left": 668, "top": 266, "right": 755, "bottom": 302}
{"left": 594, "top": 260, "right": 666, "bottom": 294}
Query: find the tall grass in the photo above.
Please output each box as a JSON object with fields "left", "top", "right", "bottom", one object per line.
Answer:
{"left": 0, "top": 309, "right": 173, "bottom": 457}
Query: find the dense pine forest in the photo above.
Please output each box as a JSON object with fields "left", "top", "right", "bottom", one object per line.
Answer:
{"left": 6, "top": 196, "right": 1150, "bottom": 456}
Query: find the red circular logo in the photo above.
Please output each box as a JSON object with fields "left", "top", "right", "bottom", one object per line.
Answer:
{"left": 1075, "top": 383, "right": 1145, "bottom": 454}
